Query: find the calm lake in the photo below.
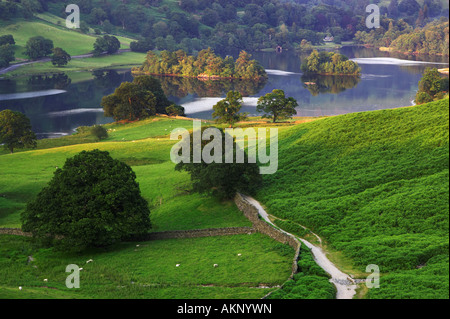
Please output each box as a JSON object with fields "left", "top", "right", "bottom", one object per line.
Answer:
{"left": 0, "top": 47, "right": 448, "bottom": 138}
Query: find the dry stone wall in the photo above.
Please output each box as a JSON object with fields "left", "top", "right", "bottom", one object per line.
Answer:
{"left": 234, "top": 193, "right": 301, "bottom": 277}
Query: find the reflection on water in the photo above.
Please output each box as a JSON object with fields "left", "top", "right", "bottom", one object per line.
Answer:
{"left": 300, "top": 74, "right": 361, "bottom": 96}
{"left": 0, "top": 70, "right": 133, "bottom": 138}
{"left": 158, "top": 76, "right": 267, "bottom": 100}
{"left": 0, "top": 47, "right": 448, "bottom": 137}
{"left": 0, "top": 89, "right": 66, "bottom": 101}
{"left": 351, "top": 57, "right": 449, "bottom": 66}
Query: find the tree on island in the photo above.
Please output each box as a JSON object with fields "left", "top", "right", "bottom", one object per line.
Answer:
{"left": 175, "top": 127, "right": 262, "bottom": 199}
{"left": 21, "top": 149, "right": 151, "bottom": 252}
{"left": 301, "top": 50, "right": 361, "bottom": 76}
{"left": 24, "top": 36, "right": 54, "bottom": 60}
{"left": 0, "top": 109, "right": 37, "bottom": 153}
{"left": 134, "top": 48, "right": 267, "bottom": 81}
{"left": 257, "top": 89, "right": 298, "bottom": 123}
{"left": 51, "top": 47, "right": 71, "bottom": 67}
{"left": 93, "top": 35, "right": 120, "bottom": 56}
{"left": 212, "top": 91, "right": 248, "bottom": 127}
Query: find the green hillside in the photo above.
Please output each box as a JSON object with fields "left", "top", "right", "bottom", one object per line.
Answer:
{"left": 0, "top": 19, "right": 98, "bottom": 59}
{"left": 257, "top": 99, "right": 449, "bottom": 299}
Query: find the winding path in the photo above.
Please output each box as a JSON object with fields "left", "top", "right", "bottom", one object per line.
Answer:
{"left": 241, "top": 194, "right": 358, "bottom": 299}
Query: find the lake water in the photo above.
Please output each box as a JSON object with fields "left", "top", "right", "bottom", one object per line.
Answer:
{"left": 0, "top": 47, "right": 448, "bottom": 138}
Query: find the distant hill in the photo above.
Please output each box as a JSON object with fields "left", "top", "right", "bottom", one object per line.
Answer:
{"left": 257, "top": 99, "right": 449, "bottom": 298}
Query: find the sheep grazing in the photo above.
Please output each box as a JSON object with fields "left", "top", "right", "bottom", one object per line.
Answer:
{"left": 19, "top": 287, "right": 22, "bottom": 290}
{"left": 238, "top": 254, "right": 242, "bottom": 257}
{"left": 86, "top": 259, "right": 93, "bottom": 264}
{"left": 79, "top": 268, "right": 84, "bottom": 271}
{"left": 176, "top": 264, "right": 180, "bottom": 267}
{"left": 213, "top": 264, "right": 218, "bottom": 268}
{"left": 43, "top": 279, "right": 48, "bottom": 282}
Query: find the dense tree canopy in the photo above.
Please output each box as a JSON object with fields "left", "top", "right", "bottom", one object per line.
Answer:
{"left": 0, "top": 44, "right": 15, "bottom": 68}
{"left": 175, "top": 127, "right": 262, "bottom": 199}
{"left": 101, "top": 75, "right": 181, "bottom": 121}
{"left": 134, "top": 48, "right": 267, "bottom": 81}
{"left": 415, "top": 68, "right": 449, "bottom": 104}
{"left": 51, "top": 47, "right": 71, "bottom": 67}
{"left": 21, "top": 149, "right": 152, "bottom": 251}
{"left": 5, "top": 0, "right": 449, "bottom": 55}
{"left": 212, "top": 91, "right": 248, "bottom": 127}
{"left": 0, "top": 35, "right": 15, "bottom": 46}
{"left": 301, "top": 50, "right": 361, "bottom": 76}
{"left": 93, "top": 35, "right": 121, "bottom": 56}
{"left": 0, "top": 109, "right": 37, "bottom": 153}
{"left": 257, "top": 89, "right": 298, "bottom": 123}
{"left": 24, "top": 36, "right": 54, "bottom": 60}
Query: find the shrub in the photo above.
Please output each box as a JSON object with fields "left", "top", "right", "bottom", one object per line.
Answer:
{"left": 415, "top": 91, "right": 434, "bottom": 105}
{"left": 90, "top": 125, "right": 108, "bottom": 140}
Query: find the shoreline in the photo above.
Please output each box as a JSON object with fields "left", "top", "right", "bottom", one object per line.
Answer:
{"left": 131, "top": 70, "right": 268, "bottom": 82}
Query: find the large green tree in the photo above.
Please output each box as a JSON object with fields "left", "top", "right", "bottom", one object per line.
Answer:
{"left": 0, "top": 44, "right": 15, "bottom": 68}
{"left": 212, "top": 91, "right": 248, "bottom": 127}
{"left": 0, "top": 35, "right": 15, "bottom": 46}
{"left": 24, "top": 36, "right": 54, "bottom": 60}
{"left": 51, "top": 47, "right": 71, "bottom": 67}
{"left": 93, "top": 35, "right": 120, "bottom": 56}
{"left": 0, "top": 109, "right": 37, "bottom": 153}
{"left": 101, "top": 76, "right": 175, "bottom": 121}
{"left": 257, "top": 89, "right": 298, "bottom": 123}
{"left": 175, "top": 127, "right": 262, "bottom": 199}
{"left": 101, "top": 82, "right": 156, "bottom": 121}
{"left": 21, "top": 149, "right": 151, "bottom": 251}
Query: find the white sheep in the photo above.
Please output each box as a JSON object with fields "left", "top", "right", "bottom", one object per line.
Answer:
{"left": 79, "top": 267, "right": 84, "bottom": 271}
{"left": 238, "top": 254, "right": 242, "bottom": 257}
{"left": 86, "top": 259, "right": 93, "bottom": 264}
{"left": 19, "top": 286, "right": 22, "bottom": 290}
{"left": 176, "top": 264, "right": 180, "bottom": 267}
{"left": 213, "top": 264, "right": 218, "bottom": 268}
{"left": 43, "top": 279, "right": 48, "bottom": 282}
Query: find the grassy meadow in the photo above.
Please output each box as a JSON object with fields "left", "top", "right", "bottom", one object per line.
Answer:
{"left": 0, "top": 234, "right": 293, "bottom": 299}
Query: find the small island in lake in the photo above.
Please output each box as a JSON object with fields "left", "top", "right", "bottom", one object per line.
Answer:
{"left": 301, "top": 50, "right": 361, "bottom": 76}
{"left": 132, "top": 48, "right": 267, "bottom": 81}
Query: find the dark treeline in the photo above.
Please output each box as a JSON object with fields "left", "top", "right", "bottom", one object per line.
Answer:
{"left": 4, "top": 0, "right": 448, "bottom": 55}
{"left": 355, "top": 18, "right": 449, "bottom": 56}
